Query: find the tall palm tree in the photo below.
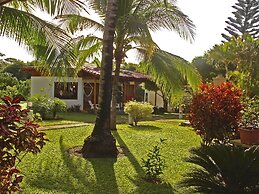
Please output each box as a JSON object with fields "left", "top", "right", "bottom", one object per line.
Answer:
{"left": 0, "top": 0, "right": 84, "bottom": 74}
{"left": 81, "top": 0, "right": 118, "bottom": 157}
{"left": 58, "top": 0, "right": 200, "bottom": 130}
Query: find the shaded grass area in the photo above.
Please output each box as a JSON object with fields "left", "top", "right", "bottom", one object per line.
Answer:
{"left": 36, "top": 112, "right": 182, "bottom": 126}
{"left": 19, "top": 120, "right": 200, "bottom": 193}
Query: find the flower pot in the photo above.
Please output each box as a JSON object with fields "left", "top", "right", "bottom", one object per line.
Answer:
{"left": 239, "top": 128, "right": 259, "bottom": 145}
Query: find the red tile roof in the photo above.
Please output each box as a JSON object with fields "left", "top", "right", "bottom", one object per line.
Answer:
{"left": 24, "top": 65, "right": 150, "bottom": 82}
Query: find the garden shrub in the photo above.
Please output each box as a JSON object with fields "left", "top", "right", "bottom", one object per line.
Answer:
{"left": 53, "top": 98, "right": 67, "bottom": 119}
{"left": 124, "top": 101, "right": 153, "bottom": 126}
{"left": 189, "top": 82, "right": 243, "bottom": 145}
{"left": 0, "top": 96, "right": 47, "bottom": 193}
{"left": 28, "top": 95, "right": 67, "bottom": 120}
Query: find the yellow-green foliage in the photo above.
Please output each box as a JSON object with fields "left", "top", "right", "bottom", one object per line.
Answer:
{"left": 124, "top": 101, "right": 153, "bottom": 126}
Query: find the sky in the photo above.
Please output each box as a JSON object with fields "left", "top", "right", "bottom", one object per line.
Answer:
{"left": 0, "top": 0, "right": 237, "bottom": 62}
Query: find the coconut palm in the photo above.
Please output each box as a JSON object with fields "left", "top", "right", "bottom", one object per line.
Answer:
{"left": 0, "top": 0, "right": 85, "bottom": 75}
{"left": 181, "top": 144, "right": 259, "bottom": 194}
{"left": 81, "top": 0, "right": 118, "bottom": 157}
{"left": 58, "top": 0, "right": 200, "bottom": 130}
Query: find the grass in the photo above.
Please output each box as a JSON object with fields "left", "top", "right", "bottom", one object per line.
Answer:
{"left": 19, "top": 120, "right": 200, "bottom": 194}
{"left": 36, "top": 112, "right": 182, "bottom": 126}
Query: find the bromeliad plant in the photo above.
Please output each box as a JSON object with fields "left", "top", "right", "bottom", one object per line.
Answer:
{"left": 189, "top": 82, "right": 243, "bottom": 145}
{"left": 0, "top": 96, "right": 47, "bottom": 193}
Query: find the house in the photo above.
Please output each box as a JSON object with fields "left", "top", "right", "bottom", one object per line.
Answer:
{"left": 25, "top": 65, "right": 150, "bottom": 111}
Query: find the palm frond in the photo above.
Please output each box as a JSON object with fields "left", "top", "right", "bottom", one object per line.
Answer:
{"left": 74, "top": 35, "right": 103, "bottom": 65}
{"left": 132, "top": 0, "right": 195, "bottom": 42}
{"left": 138, "top": 48, "right": 201, "bottom": 102}
{"left": 0, "top": 6, "right": 77, "bottom": 75}
{"left": 30, "top": 0, "right": 86, "bottom": 15}
{"left": 181, "top": 145, "right": 259, "bottom": 194}
{"left": 56, "top": 14, "right": 104, "bottom": 34}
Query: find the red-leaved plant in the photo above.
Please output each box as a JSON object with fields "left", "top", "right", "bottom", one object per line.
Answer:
{"left": 0, "top": 96, "right": 47, "bottom": 193}
{"left": 188, "top": 82, "right": 243, "bottom": 145}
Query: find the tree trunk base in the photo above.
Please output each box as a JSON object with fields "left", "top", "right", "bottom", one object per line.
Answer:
{"left": 82, "top": 134, "right": 118, "bottom": 158}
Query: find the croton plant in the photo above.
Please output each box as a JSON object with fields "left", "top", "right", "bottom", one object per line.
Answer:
{"left": 0, "top": 96, "right": 47, "bottom": 193}
{"left": 189, "top": 82, "right": 243, "bottom": 145}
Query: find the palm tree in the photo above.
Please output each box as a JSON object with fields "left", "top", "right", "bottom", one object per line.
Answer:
{"left": 58, "top": 0, "right": 200, "bottom": 130}
{"left": 180, "top": 144, "right": 259, "bottom": 194}
{"left": 81, "top": 0, "right": 118, "bottom": 158}
{"left": 0, "top": 0, "right": 84, "bottom": 74}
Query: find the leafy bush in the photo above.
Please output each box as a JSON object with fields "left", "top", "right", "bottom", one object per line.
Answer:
{"left": 0, "top": 75, "right": 30, "bottom": 100}
{"left": 180, "top": 144, "right": 259, "bottom": 194}
{"left": 0, "top": 96, "right": 47, "bottom": 193}
{"left": 241, "top": 97, "right": 259, "bottom": 129}
{"left": 189, "top": 82, "right": 243, "bottom": 145}
{"left": 28, "top": 95, "right": 67, "bottom": 120}
{"left": 28, "top": 95, "right": 54, "bottom": 119}
{"left": 141, "top": 138, "right": 167, "bottom": 183}
{"left": 53, "top": 98, "right": 67, "bottom": 119}
{"left": 124, "top": 101, "right": 153, "bottom": 126}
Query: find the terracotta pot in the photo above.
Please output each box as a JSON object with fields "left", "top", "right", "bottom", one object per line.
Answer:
{"left": 239, "top": 128, "right": 259, "bottom": 145}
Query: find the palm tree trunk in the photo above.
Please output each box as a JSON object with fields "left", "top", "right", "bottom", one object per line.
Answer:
{"left": 111, "top": 46, "right": 124, "bottom": 130}
{"left": 82, "top": 0, "right": 118, "bottom": 158}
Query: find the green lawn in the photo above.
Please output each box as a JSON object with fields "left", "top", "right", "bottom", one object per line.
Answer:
{"left": 19, "top": 120, "right": 200, "bottom": 194}
{"left": 36, "top": 112, "right": 182, "bottom": 126}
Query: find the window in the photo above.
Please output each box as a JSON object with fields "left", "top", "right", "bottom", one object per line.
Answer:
{"left": 54, "top": 82, "right": 78, "bottom": 99}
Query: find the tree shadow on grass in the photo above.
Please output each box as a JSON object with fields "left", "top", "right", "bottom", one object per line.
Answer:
{"left": 113, "top": 131, "right": 175, "bottom": 194}
{"left": 128, "top": 124, "right": 161, "bottom": 131}
{"left": 25, "top": 136, "right": 119, "bottom": 194}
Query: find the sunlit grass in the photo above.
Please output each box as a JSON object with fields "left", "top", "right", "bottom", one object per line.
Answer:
{"left": 36, "top": 112, "right": 182, "bottom": 127}
{"left": 19, "top": 120, "right": 200, "bottom": 194}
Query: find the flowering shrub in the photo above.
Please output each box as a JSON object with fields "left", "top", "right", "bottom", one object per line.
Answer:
{"left": 124, "top": 101, "right": 153, "bottom": 126}
{"left": 188, "top": 82, "right": 243, "bottom": 145}
{"left": 0, "top": 96, "right": 47, "bottom": 193}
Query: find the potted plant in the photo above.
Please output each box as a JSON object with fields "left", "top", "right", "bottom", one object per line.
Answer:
{"left": 239, "top": 97, "right": 259, "bottom": 145}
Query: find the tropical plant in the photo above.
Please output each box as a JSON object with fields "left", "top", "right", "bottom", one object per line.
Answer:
{"left": 0, "top": 96, "right": 47, "bottom": 193}
{"left": 2, "top": 58, "right": 31, "bottom": 80}
{"left": 58, "top": 0, "right": 200, "bottom": 130}
{"left": 0, "top": 0, "right": 85, "bottom": 75}
{"left": 81, "top": 0, "right": 119, "bottom": 158}
{"left": 222, "top": 0, "right": 259, "bottom": 41}
{"left": 191, "top": 56, "right": 221, "bottom": 82}
{"left": 124, "top": 101, "right": 153, "bottom": 126}
{"left": 207, "top": 34, "right": 259, "bottom": 96}
{"left": 188, "top": 82, "right": 243, "bottom": 145}
{"left": 180, "top": 144, "right": 259, "bottom": 194}
{"left": 141, "top": 138, "right": 167, "bottom": 183}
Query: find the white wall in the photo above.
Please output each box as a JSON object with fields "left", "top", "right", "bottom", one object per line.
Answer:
{"left": 145, "top": 90, "right": 164, "bottom": 108}
{"left": 31, "top": 76, "right": 84, "bottom": 110}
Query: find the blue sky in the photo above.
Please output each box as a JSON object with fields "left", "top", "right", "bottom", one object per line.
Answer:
{"left": 0, "top": 0, "right": 237, "bottom": 62}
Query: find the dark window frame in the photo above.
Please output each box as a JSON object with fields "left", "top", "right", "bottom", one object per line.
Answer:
{"left": 54, "top": 82, "right": 78, "bottom": 99}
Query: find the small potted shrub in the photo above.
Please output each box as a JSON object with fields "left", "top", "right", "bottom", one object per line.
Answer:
{"left": 239, "top": 97, "right": 259, "bottom": 145}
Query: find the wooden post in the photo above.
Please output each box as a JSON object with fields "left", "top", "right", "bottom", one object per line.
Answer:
{"left": 94, "top": 79, "right": 97, "bottom": 111}
{"left": 133, "top": 82, "right": 136, "bottom": 100}
{"left": 155, "top": 91, "right": 157, "bottom": 106}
